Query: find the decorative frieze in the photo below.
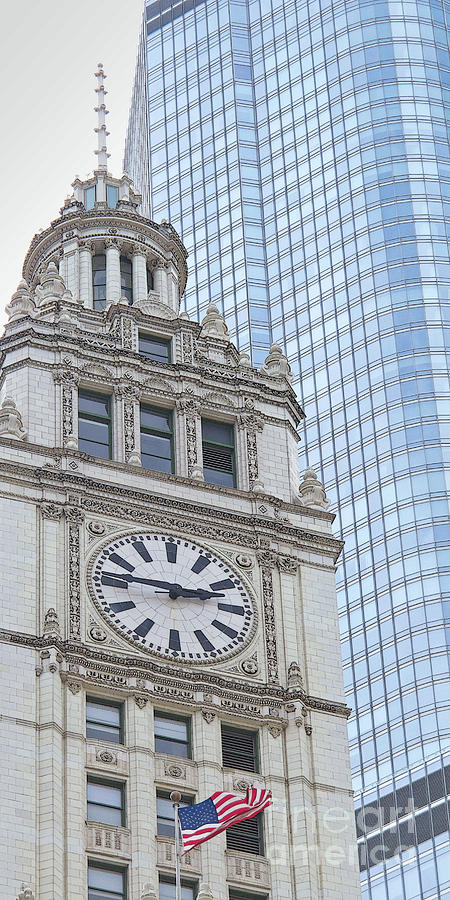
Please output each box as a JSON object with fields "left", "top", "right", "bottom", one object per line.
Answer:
{"left": 68, "top": 518, "right": 81, "bottom": 641}
{"left": 260, "top": 566, "right": 278, "bottom": 683}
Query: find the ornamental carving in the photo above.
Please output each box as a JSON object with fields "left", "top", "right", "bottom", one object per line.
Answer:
{"left": 241, "top": 655, "right": 258, "bottom": 676}
{"left": 186, "top": 416, "right": 198, "bottom": 477}
{"left": 122, "top": 317, "right": 133, "bottom": 350}
{"left": 67, "top": 680, "right": 82, "bottom": 695}
{"left": 41, "top": 502, "right": 63, "bottom": 520}
{"left": 182, "top": 331, "right": 194, "bottom": 363}
{"left": 43, "top": 608, "right": 61, "bottom": 638}
{"left": 88, "top": 520, "right": 105, "bottom": 535}
{"left": 164, "top": 762, "right": 186, "bottom": 778}
{"left": 96, "top": 748, "right": 118, "bottom": 765}
{"left": 62, "top": 382, "right": 76, "bottom": 448}
{"left": 134, "top": 696, "right": 148, "bottom": 709}
{"left": 235, "top": 553, "right": 253, "bottom": 568}
{"left": 233, "top": 778, "right": 251, "bottom": 793}
{"left": 261, "top": 567, "right": 278, "bottom": 683}
{"left": 65, "top": 506, "right": 84, "bottom": 524}
{"left": 89, "top": 624, "right": 107, "bottom": 643}
{"left": 267, "top": 723, "right": 285, "bottom": 738}
{"left": 68, "top": 521, "right": 81, "bottom": 640}
{"left": 123, "top": 400, "right": 139, "bottom": 463}
{"left": 246, "top": 431, "right": 259, "bottom": 490}
{"left": 201, "top": 709, "right": 216, "bottom": 724}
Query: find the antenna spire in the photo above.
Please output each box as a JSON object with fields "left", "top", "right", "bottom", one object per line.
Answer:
{"left": 94, "top": 63, "right": 110, "bottom": 171}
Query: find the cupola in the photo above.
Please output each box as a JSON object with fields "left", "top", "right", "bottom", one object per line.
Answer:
{"left": 18, "top": 65, "right": 187, "bottom": 318}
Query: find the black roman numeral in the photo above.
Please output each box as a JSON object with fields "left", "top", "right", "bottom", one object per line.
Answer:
{"left": 191, "top": 556, "right": 211, "bottom": 574}
{"left": 165, "top": 542, "right": 177, "bottom": 563}
{"left": 134, "top": 618, "right": 154, "bottom": 637}
{"left": 169, "top": 629, "right": 181, "bottom": 651}
{"left": 132, "top": 541, "right": 152, "bottom": 562}
{"left": 211, "top": 619, "right": 238, "bottom": 639}
{"left": 217, "top": 603, "right": 244, "bottom": 616}
{"left": 209, "top": 578, "right": 235, "bottom": 592}
{"left": 108, "top": 552, "right": 135, "bottom": 572}
{"left": 109, "top": 601, "right": 136, "bottom": 613}
{"left": 194, "top": 630, "right": 215, "bottom": 651}
{"left": 101, "top": 575, "right": 128, "bottom": 589}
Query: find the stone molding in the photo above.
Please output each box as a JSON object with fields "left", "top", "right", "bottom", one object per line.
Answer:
{"left": 1, "top": 627, "right": 351, "bottom": 718}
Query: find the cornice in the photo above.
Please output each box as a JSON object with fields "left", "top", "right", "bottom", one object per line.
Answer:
{"left": 0, "top": 629, "right": 350, "bottom": 720}
{"left": 0, "top": 451, "right": 340, "bottom": 555}
{"left": 0, "top": 327, "right": 304, "bottom": 423}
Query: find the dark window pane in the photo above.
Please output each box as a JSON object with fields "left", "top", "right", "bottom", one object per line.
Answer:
{"left": 120, "top": 256, "right": 133, "bottom": 303}
{"left": 142, "top": 454, "right": 173, "bottom": 474}
{"left": 141, "top": 433, "right": 172, "bottom": 458}
{"left": 159, "top": 877, "right": 195, "bottom": 900}
{"left": 431, "top": 802, "right": 449, "bottom": 837}
{"left": 86, "top": 700, "right": 122, "bottom": 744}
{"left": 88, "top": 864, "right": 125, "bottom": 900}
{"left": 154, "top": 714, "right": 190, "bottom": 758}
{"left": 428, "top": 769, "right": 445, "bottom": 802}
{"left": 141, "top": 408, "right": 172, "bottom": 432}
{"left": 412, "top": 777, "right": 428, "bottom": 811}
{"left": 415, "top": 810, "right": 432, "bottom": 844}
{"left": 87, "top": 780, "right": 124, "bottom": 826}
{"left": 79, "top": 393, "right": 109, "bottom": 418}
{"left": 139, "top": 335, "right": 170, "bottom": 361}
{"left": 202, "top": 419, "right": 233, "bottom": 445}
{"left": 79, "top": 419, "right": 110, "bottom": 445}
{"left": 203, "top": 466, "right": 234, "bottom": 487}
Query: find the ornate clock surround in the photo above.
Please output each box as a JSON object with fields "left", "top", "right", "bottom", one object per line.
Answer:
{"left": 86, "top": 527, "right": 259, "bottom": 666}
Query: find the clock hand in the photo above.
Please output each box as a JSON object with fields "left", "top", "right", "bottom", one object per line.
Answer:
{"left": 174, "top": 587, "right": 226, "bottom": 600}
{"left": 102, "top": 572, "right": 174, "bottom": 591}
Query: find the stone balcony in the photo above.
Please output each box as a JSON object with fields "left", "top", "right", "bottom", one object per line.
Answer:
{"left": 86, "top": 823, "right": 131, "bottom": 859}
{"left": 156, "top": 836, "right": 202, "bottom": 874}
{"left": 226, "top": 850, "right": 271, "bottom": 890}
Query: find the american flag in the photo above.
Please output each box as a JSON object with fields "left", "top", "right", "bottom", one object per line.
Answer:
{"left": 177, "top": 786, "right": 272, "bottom": 854}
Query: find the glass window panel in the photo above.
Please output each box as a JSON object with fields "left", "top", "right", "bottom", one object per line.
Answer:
{"left": 79, "top": 419, "right": 110, "bottom": 445}
{"left": 202, "top": 419, "right": 233, "bottom": 445}
{"left": 139, "top": 335, "right": 171, "bottom": 361}
{"left": 107, "top": 185, "right": 118, "bottom": 208}
{"left": 88, "top": 864, "right": 125, "bottom": 900}
{"left": 141, "top": 408, "right": 172, "bottom": 432}
{"left": 85, "top": 186, "right": 96, "bottom": 210}
{"left": 154, "top": 714, "right": 190, "bottom": 758}
{"left": 79, "top": 393, "right": 109, "bottom": 418}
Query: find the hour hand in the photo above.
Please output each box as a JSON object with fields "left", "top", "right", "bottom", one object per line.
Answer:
{"left": 102, "top": 573, "right": 173, "bottom": 591}
{"left": 175, "top": 587, "right": 226, "bottom": 600}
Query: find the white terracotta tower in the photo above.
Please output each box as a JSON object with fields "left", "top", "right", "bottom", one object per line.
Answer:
{"left": 0, "top": 67, "right": 360, "bottom": 900}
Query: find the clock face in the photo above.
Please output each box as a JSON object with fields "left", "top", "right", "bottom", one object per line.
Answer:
{"left": 89, "top": 533, "right": 255, "bottom": 662}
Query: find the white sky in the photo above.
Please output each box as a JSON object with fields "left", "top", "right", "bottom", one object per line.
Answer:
{"left": 0, "top": 0, "right": 144, "bottom": 326}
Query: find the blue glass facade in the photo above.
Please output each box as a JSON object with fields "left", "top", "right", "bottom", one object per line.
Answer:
{"left": 124, "top": 0, "right": 450, "bottom": 896}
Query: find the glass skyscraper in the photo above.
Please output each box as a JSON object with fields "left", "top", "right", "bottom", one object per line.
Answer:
{"left": 124, "top": 0, "right": 450, "bottom": 896}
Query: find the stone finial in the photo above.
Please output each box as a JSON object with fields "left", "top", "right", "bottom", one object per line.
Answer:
{"left": 238, "top": 350, "right": 251, "bottom": 366}
{"left": 38, "top": 261, "right": 66, "bottom": 304}
{"left": 262, "top": 342, "right": 292, "bottom": 379}
{"left": 17, "top": 885, "right": 34, "bottom": 900}
{"left": 43, "top": 608, "right": 61, "bottom": 639}
{"left": 298, "top": 467, "right": 330, "bottom": 510}
{"left": 0, "top": 398, "right": 27, "bottom": 441}
{"left": 288, "top": 660, "right": 304, "bottom": 689}
{"left": 5, "top": 279, "right": 35, "bottom": 321}
{"left": 94, "top": 63, "right": 110, "bottom": 171}
{"left": 200, "top": 303, "right": 229, "bottom": 339}
{"left": 197, "top": 885, "right": 214, "bottom": 900}
{"left": 140, "top": 884, "right": 158, "bottom": 900}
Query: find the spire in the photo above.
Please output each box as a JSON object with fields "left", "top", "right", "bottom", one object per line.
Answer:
{"left": 94, "top": 63, "right": 110, "bottom": 171}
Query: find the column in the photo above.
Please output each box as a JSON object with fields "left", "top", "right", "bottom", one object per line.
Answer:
{"left": 79, "top": 242, "right": 93, "bottom": 307}
{"left": 127, "top": 697, "right": 155, "bottom": 898}
{"left": 106, "top": 240, "right": 121, "bottom": 303}
{"left": 37, "top": 650, "right": 65, "bottom": 899}
{"left": 132, "top": 247, "right": 148, "bottom": 303}
{"left": 153, "top": 264, "right": 168, "bottom": 304}
{"left": 194, "top": 710, "right": 227, "bottom": 899}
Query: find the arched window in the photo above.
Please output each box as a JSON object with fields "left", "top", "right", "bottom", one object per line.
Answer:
{"left": 120, "top": 256, "right": 133, "bottom": 304}
{"left": 92, "top": 254, "right": 107, "bottom": 310}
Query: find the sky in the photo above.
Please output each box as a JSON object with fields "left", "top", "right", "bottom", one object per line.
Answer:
{"left": 0, "top": 0, "right": 144, "bottom": 327}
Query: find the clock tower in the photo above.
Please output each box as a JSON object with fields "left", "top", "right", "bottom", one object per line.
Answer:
{"left": 0, "top": 67, "right": 360, "bottom": 900}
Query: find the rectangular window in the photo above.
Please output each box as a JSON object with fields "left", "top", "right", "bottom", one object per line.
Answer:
{"left": 92, "top": 253, "right": 107, "bottom": 310}
{"left": 154, "top": 712, "right": 191, "bottom": 758}
{"left": 87, "top": 778, "right": 125, "bottom": 827}
{"left": 139, "top": 334, "right": 171, "bottom": 362}
{"left": 85, "top": 186, "right": 96, "bottom": 210}
{"left": 107, "top": 185, "right": 118, "bottom": 209}
{"left": 88, "top": 862, "right": 126, "bottom": 900}
{"left": 120, "top": 256, "right": 133, "bottom": 304}
{"left": 156, "top": 792, "right": 192, "bottom": 837}
{"left": 226, "top": 813, "right": 263, "bottom": 855}
{"left": 140, "top": 405, "right": 174, "bottom": 474}
{"left": 86, "top": 698, "right": 123, "bottom": 744}
{"left": 221, "top": 725, "right": 258, "bottom": 772}
{"left": 158, "top": 875, "right": 196, "bottom": 900}
{"left": 78, "top": 390, "right": 112, "bottom": 459}
{"left": 201, "top": 419, "right": 235, "bottom": 487}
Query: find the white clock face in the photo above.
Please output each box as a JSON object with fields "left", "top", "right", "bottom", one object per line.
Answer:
{"left": 89, "top": 533, "right": 255, "bottom": 662}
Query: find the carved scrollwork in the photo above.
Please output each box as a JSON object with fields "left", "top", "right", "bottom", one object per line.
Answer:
{"left": 68, "top": 521, "right": 81, "bottom": 640}
{"left": 134, "top": 696, "right": 148, "bottom": 709}
{"left": 240, "top": 654, "right": 258, "bottom": 676}
{"left": 201, "top": 709, "right": 216, "bottom": 724}
{"left": 261, "top": 566, "right": 278, "bottom": 683}
{"left": 96, "top": 748, "right": 118, "bottom": 765}
{"left": 164, "top": 762, "right": 186, "bottom": 778}
{"left": 41, "top": 503, "right": 63, "bottom": 520}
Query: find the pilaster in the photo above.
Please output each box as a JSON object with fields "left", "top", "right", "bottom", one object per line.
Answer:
{"left": 128, "top": 697, "right": 156, "bottom": 897}
{"left": 106, "top": 240, "right": 121, "bottom": 302}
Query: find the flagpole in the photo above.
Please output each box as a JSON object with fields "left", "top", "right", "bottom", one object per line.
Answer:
{"left": 170, "top": 790, "right": 182, "bottom": 900}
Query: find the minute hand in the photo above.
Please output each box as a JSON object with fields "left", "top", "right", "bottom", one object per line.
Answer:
{"left": 175, "top": 587, "right": 226, "bottom": 600}
{"left": 102, "top": 573, "right": 174, "bottom": 590}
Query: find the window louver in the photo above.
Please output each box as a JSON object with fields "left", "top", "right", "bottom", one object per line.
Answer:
{"left": 202, "top": 445, "right": 234, "bottom": 473}
{"left": 226, "top": 814, "right": 262, "bottom": 855}
{"left": 221, "top": 725, "right": 258, "bottom": 772}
